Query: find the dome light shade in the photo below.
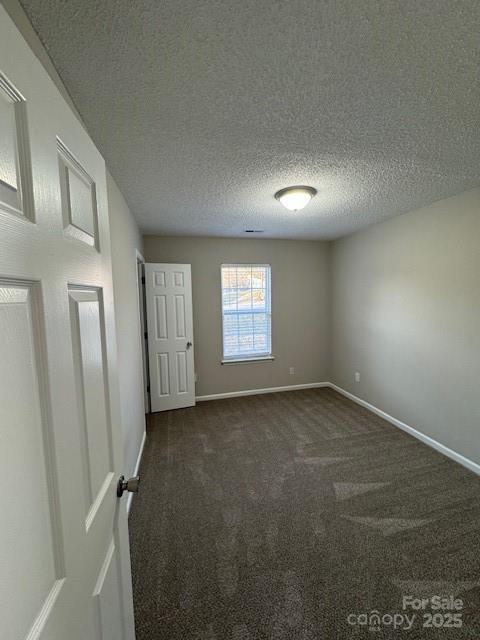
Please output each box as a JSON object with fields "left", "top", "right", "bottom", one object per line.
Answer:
{"left": 275, "top": 186, "right": 317, "bottom": 211}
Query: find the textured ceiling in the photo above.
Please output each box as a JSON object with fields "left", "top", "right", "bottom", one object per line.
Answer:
{"left": 20, "top": 0, "right": 480, "bottom": 238}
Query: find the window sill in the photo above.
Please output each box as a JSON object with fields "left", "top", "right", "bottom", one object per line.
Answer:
{"left": 221, "top": 355, "right": 275, "bottom": 365}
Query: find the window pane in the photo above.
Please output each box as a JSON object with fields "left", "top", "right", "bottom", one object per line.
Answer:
{"left": 252, "top": 288, "right": 266, "bottom": 310}
{"left": 222, "top": 268, "right": 237, "bottom": 289}
{"left": 238, "top": 313, "right": 253, "bottom": 334}
{"left": 238, "top": 313, "right": 253, "bottom": 353}
{"left": 254, "top": 333, "right": 267, "bottom": 351}
{"left": 237, "top": 288, "right": 252, "bottom": 310}
{"left": 253, "top": 312, "right": 267, "bottom": 332}
{"left": 222, "top": 288, "right": 237, "bottom": 310}
{"left": 251, "top": 268, "right": 265, "bottom": 288}
{"left": 253, "top": 313, "right": 269, "bottom": 352}
{"left": 236, "top": 268, "right": 251, "bottom": 288}
{"left": 223, "top": 313, "right": 238, "bottom": 356}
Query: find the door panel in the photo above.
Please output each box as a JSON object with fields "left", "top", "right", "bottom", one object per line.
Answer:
{"left": 146, "top": 263, "right": 195, "bottom": 412}
{"left": 154, "top": 294, "right": 167, "bottom": 339}
{"left": 68, "top": 288, "right": 114, "bottom": 525}
{"left": 174, "top": 294, "right": 186, "bottom": 337}
{"left": 156, "top": 352, "right": 170, "bottom": 396}
{"left": 154, "top": 270, "right": 165, "bottom": 287}
{"left": 0, "top": 89, "right": 20, "bottom": 208}
{"left": 176, "top": 351, "right": 188, "bottom": 393}
{"left": 0, "top": 281, "right": 64, "bottom": 640}
{"left": 93, "top": 540, "right": 124, "bottom": 640}
{"left": 0, "top": 72, "right": 34, "bottom": 220}
{"left": 0, "top": 6, "right": 135, "bottom": 639}
{"left": 57, "top": 138, "right": 98, "bottom": 247}
{"left": 173, "top": 270, "right": 184, "bottom": 287}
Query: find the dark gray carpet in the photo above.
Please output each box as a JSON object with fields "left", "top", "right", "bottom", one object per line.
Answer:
{"left": 129, "top": 388, "right": 480, "bottom": 638}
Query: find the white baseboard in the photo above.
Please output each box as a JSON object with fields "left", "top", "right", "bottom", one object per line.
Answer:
{"left": 127, "top": 430, "right": 147, "bottom": 515}
{"left": 328, "top": 382, "right": 480, "bottom": 476}
{"left": 196, "top": 381, "right": 329, "bottom": 402}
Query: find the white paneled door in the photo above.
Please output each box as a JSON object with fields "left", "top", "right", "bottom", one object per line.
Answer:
{"left": 0, "top": 7, "right": 135, "bottom": 640}
{"left": 145, "top": 264, "right": 196, "bottom": 412}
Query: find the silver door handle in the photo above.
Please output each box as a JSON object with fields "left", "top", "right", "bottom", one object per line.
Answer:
{"left": 117, "top": 475, "right": 140, "bottom": 497}
{"left": 186, "top": 341, "right": 192, "bottom": 349}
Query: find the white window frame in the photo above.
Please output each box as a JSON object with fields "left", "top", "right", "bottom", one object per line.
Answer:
{"left": 220, "top": 263, "right": 274, "bottom": 364}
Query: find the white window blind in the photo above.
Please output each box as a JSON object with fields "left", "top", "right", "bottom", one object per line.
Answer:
{"left": 221, "top": 264, "right": 272, "bottom": 360}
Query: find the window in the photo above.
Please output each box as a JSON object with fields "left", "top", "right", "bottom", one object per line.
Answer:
{"left": 221, "top": 264, "right": 272, "bottom": 362}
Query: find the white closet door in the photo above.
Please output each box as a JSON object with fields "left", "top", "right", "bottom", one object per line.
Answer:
{"left": 145, "top": 263, "right": 196, "bottom": 412}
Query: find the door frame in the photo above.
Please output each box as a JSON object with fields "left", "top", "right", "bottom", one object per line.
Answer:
{"left": 135, "top": 249, "right": 150, "bottom": 414}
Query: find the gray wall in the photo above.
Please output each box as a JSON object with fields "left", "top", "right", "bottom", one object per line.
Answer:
{"left": 330, "top": 188, "right": 480, "bottom": 465}
{"left": 108, "top": 172, "right": 146, "bottom": 476}
{"left": 144, "top": 236, "right": 330, "bottom": 396}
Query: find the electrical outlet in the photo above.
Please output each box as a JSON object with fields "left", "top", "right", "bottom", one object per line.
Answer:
{"left": 289, "top": 367, "right": 295, "bottom": 375}
{"left": 354, "top": 371, "right": 360, "bottom": 383}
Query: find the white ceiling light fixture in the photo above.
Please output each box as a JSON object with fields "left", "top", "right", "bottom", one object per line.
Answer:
{"left": 275, "top": 185, "right": 317, "bottom": 211}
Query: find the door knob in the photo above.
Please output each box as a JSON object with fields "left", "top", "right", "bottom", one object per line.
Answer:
{"left": 186, "top": 341, "right": 192, "bottom": 349}
{"left": 117, "top": 475, "right": 140, "bottom": 497}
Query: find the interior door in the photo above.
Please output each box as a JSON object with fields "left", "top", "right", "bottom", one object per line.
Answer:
{"left": 0, "top": 7, "right": 135, "bottom": 640}
{"left": 145, "top": 263, "right": 196, "bottom": 412}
